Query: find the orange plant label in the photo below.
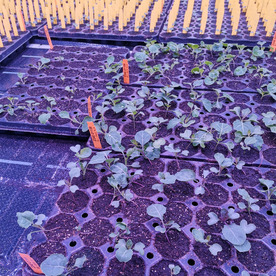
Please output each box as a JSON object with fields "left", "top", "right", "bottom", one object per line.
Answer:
{"left": 20, "top": 10, "right": 27, "bottom": 31}
{"left": 87, "top": 96, "right": 92, "bottom": 117}
{"left": 87, "top": 121, "right": 102, "bottom": 149}
{"left": 270, "top": 32, "right": 276, "bottom": 52}
{"left": 44, "top": 25, "right": 53, "bottom": 50}
{"left": 18, "top": 253, "right": 43, "bottom": 274}
{"left": 123, "top": 59, "right": 129, "bottom": 84}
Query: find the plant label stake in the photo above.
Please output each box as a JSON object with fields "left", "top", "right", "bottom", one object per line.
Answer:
{"left": 44, "top": 25, "right": 53, "bottom": 50}
{"left": 18, "top": 253, "right": 43, "bottom": 274}
{"left": 16, "top": 6, "right": 27, "bottom": 32}
{"left": 270, "top": 31, "right": 276, "bottom": 52}
{"left": 123, "top": 59, "right": 129, "bottom": 84}
{"left": 87, "top": 121, "right": 102, "bottom": 149}
{"left": 87, "top": 96, "right": 92, "bottom": 117}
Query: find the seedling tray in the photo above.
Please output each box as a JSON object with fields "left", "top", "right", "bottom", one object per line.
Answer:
{"left": 0, "top": 32, "right": 32, "bottom": 63}
{"left": 124, "top": 45, "right": 276, "bottom": 92}
{"left": 85, "top": 85, "right": 276, "bottom": 168}
{"left": 159, "top": 0, "right": 276, "bottom": 46}
{"left": 0, "top": 44, "right": 130, "bottom": 137}
{"left": 22, "top": 156, "right": 276, "bottom": 276}
{"left": 36, "top": 0, "right": 172, "bottom": 42}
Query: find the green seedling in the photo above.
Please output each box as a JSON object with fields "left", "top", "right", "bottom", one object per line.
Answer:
{"left": 29, "top": 57, "right": 51, "bottom": 71}
{"left": 147, "top": 204, "right": 181, "bottom": 242}
{"left": 40, "top": 254, "right": 86, "bottom": 276}
{"left": 16, "top": 211, "right": 47, "bottom": 241}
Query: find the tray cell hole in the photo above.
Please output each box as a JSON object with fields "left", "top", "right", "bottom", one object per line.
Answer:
{"left": 107, "top": 247, "right": 114, "bottom": 252}
{"left": 146, "top": 252, "right": 154, "bottom": 259}
{"left": 69, "top": 241, "right": 77, "bottom": 247}
{"left": 231, "top": 266, "right": 239, "bottom": 273}
{"left": 92, "top": 189, "right": 98, "bottom": 194}
{"left": 188, "top": 259, "right": 195, "bottom": 266}
{"left": 82, "top": 212, "right": 88, "bottom": 218}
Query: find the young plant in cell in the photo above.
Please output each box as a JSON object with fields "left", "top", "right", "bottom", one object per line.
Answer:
{"left": 209, "top": 153, "right": 245, "bottom": 177}
{"left": 192, "top": 228, "right": 222, "bottom": 256}
{"left": 152, "top": 168, "right": 196, "bottom": 193}
{"left": 186, "top": 43, "right": 203, "bottom": 60}
{"left": 257, "top": 79, "right": 276, "bottom": 100}
{"left": 231, "top": 107, "right": 264, "bottom": 151}
{"left": 262, "top": 112, "right": 276, "bottom": 134}
{"left": 164, "top": 41, "right": 185, "bottom": 57}
{"left": 57, "top": 145, "right": 92, "bottom": 193}
{"left": 253, "top": 66, "right": 272, "bottom": 84}
{"left": 164, "top": 143, "right": 189, "bottom": 168}
{"left": 147, "top": 204, "right": 181, "bottom": 242}
{"left": 101, "top": 56, "right": 123, "bottom": 74}
{"left": 237, "top": 189, "right": 260, "bottom": 213}
{"left": 29, "top": 57, "right": 51, "bottom": 72}
{"left": 249, "top": 41, "right": 271, "bottom": 61}
{"left": 16, "top": 211, "right": 47, "bottom": 241}
{"left": 65, "top": 85, "right": 77, "bottom": 96}
{"left": 109, "top": 221, "right": 131, "bottom": 240}
{"left": 207, "top": 208, "right": 256, "bottom": 252}
{"left": 155, "top": 84, "right": 178, "bottom": 114}
{"left": 167, "top": 104, "right": 199, "bottom": 130}
{"left": 259, "top": 178, "right": 276, "bottom": 201}
{"left": 194, "top": 170, "right": 211, "bottom": 195}
{"left": 16, "top": 73, "right": 27, "bottom": 85}
{"left": 59, "top": 110, "right": 93, "bottom": 135}
{"left": 114, "top": 239, "right": 145, "bottom": 263}
{"left": 40, "top": 254, "right": 86, "bottom": 276}
{"left": 24, "top": 100, "right": 40, "bottom": 113}
{"left": 130, "top": 129, "right": 164, "bottom": 161}
{"left": 137, "top": 86, "right": 157, "bottom": 99}
{"left": 38, "top": 95, "right": 57, "bottom": 124}
{"left": 0, "top": 97, "right": 25, "bottom": 116}
{"left": 169, "top": 264, "right": 181, "bottom": 275}
{"left": 88, "top": 139, "right": 142, "bottom": 207}
{"left": 233, "top": 59, "right": 252, "bottom": 77}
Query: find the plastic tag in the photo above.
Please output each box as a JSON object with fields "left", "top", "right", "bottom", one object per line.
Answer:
{"left": 270, "top": 32, "right": 276, "bottom": 52}
{"left": 87, "top": 121, "right": 102, "bottom": 149}
{"left": 123, "top": 59, "right": 129, "bottom": 84}
{"left": 18, "top": 253, "right": 43, "bottom": 274}
{"left": 44, "top": 25, "right": 53, "bottom": 49}
{"left": 87, "top": 96, "right": 92, "bottom": 117}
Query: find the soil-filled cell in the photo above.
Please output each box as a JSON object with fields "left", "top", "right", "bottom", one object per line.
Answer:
{"left": 79, "top": 218, "right": 113, "bottom": 247}
{"left": 68, "top": 247, "right": 105, "bottom": 276}
{"left": 57, "top": 190, "right": 90, "bottom": 213}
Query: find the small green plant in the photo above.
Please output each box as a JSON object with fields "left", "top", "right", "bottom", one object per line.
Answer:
{"left": 192, "top": 228, "right": 222, "bottom": 256}
{"left": 0, "top": 97, "right": 25, "bottom": 116}
{"left": 65, "top": 85, "right": 77, "bottom": 95}
{"left": 58, "top": 145, "right": 92, "bottom": 192}
{"left": 114, "top": 239, "right": 145, "bottom": 263}
{"left": 40, "top": 254, "right": 86, "bottom": 276}
{"left": 262, "top": 112, "right": 276, "bottom": 134}
{"left": 231, "top": 107, "right": 264, "bottom": 150}
{"left": 257, "top": 79, "right": 276, "bottom": 100}
{"left": 209, "top": 152, "right": 245, "bottom": 177}
{"left": 167, "top": 104, "right": 199, "bottom": 130}
{"left": 207, "top": 208, "right": 256, "bottom": 252}
{"left": 16, "top": 73, "right": 27, "bottom": 85}
{"left": 249, "top": 41, "right": 271, "bottom": 61}
{"left": 152, "top": 169, "right": 196, "bottom": 192}
{"left": 16, "top": 211, "right": 47, "bottom": 241}
{"left": 29, "top": 57, "right": 51, "bottom": 71}
{"left": 259, "top": 178, "right": 276, "bottom": 201}
{"left": 38, "top": 95, "right": 57, "bottom": 124}
{"left": 147, "top": 204, "right": 181, "bottom": 242}
{"left": 237, "top": 188, "right": 260, "bottom": 213}
{"left": 169, "top": 264, "right": 181, "bottom": 275}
